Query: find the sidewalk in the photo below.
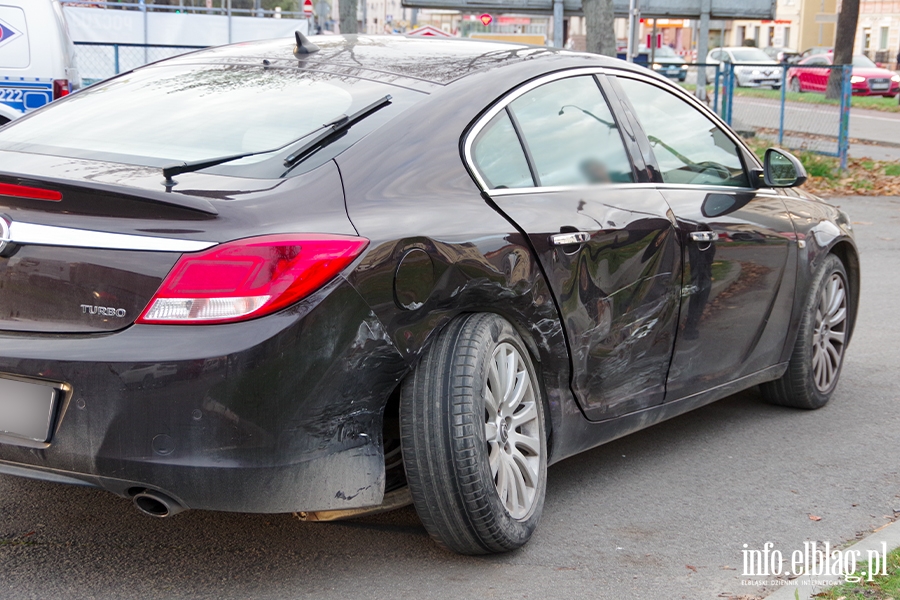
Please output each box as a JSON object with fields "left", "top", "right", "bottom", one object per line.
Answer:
{"left": 849, "top": 142, "right": 900, "bottom": 161}
{"left": 766, "top": 519, "right": 900, "bottom": 599}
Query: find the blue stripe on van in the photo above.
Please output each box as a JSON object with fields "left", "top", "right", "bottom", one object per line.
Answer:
{"left": 0, "top": 81, "right": 53, "bottom": 113}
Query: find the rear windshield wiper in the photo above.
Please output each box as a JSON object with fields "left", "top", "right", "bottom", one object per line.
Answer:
{"left": 161, "top": 94, "right": 392, "bottom": 185}
{"left": 282, "top": 94, "right": 392, "bottom": 169}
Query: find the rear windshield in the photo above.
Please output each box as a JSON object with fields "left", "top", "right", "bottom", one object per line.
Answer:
{"left": 0, "top": 62, "right": 424, "bottom": 177}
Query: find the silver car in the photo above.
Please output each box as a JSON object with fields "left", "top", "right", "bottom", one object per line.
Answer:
{"left": 707, "top": 47, "right": 783, "bottom": 88}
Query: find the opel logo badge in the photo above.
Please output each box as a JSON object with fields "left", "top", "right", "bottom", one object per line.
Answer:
{"left": 0, "top": 216, "right": 10, "bottom": 255}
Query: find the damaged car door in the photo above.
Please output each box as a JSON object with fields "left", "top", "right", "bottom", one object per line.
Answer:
{"left": 612, "top": 75, "right": 794, "bottom": 400}
{"left": 466, "top": 72, "right": 682, "bottom": 421}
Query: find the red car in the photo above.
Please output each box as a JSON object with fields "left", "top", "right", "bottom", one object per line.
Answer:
{"left": 788, "top": 54, "right": 900, "bottom": 97}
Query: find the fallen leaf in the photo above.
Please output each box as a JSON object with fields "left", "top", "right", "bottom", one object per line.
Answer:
{"left": 686, "top": 564, "right": 698, "bottom": 572}
{"left": 809, "top": 514, "right": 822, "bottom": 521}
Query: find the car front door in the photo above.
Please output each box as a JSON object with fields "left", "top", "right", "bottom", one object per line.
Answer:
{"left": 610, "top": 74, "right": 797, "bottom": 401}
{"left": 466, "top": 72, "right": 681, "bottom": 421}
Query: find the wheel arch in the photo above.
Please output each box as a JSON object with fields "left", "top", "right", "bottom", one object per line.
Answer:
{"left": 398, "top": 308, "right": 562, "bottom": 461}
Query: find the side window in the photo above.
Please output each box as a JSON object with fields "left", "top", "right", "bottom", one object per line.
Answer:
{"left": 471, "top": 111, "right": 534, "bottom": 189}
{"left": 616, "top": 78, "right": 750, "bottom": 188}
{"left": 507, "top": 76, "right": 634, "bottom": 186}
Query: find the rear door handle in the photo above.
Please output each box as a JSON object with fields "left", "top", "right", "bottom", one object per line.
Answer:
{"left": 551, "top": 231, "right": 590, "bottom": 246}
{"left": 689, "top": 231, "right": 719, "bottom": 243}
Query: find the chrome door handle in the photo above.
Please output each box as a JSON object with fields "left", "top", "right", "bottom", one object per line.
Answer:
{"left": 689, "top": 231, "right": 719, "bottom": 243}
{"left": 551, "top": 231, "right": 590, "bottom": 246}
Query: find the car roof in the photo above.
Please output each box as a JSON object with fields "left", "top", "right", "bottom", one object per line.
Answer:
{"left": 159, "top": 34, "right": 633, "bottom": 88}
{"left": 158, "top": 35, "right": 634, "bottom": 89}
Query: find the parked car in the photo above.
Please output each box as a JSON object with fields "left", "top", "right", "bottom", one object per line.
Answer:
{"left": 0, "top": 34, "right": 858, "bottom": 555}
{"left": 788, "top": 53, "right": 900, "bottom": 97}
{"left": 706, "top": 47, "right": 783, "bottom": 88}
{"left": 0, "top": 0, "right": 80, "bottom": 125}
{"left": 762, "top": 46, "right": 799, "bottom": 63}
{"left": 638, "top": 44, "right": 688, "bottom": 81}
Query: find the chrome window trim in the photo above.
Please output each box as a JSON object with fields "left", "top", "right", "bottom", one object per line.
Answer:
{"left": 489, "top": 181, "right": 650, "bottom": 197}
{"left": 463, "top": 67, "right": 607, "bottom": 193}
{"left": 6, "top": 221, "right": 216, "bottom": 253}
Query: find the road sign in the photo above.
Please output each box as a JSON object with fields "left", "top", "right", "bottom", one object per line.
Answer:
{"left": 406, "top": 25, "right": 452, "bottom": 37}
{"left": 303, "top": 0, "right": 314, "bottom": 17}
{"left": 479, "top": 13, "right": 492, "bottom": 25}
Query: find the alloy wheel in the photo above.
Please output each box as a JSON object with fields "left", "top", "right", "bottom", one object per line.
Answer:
{"left": 812, "top": 271, "right": 847, "bottom": 392}
{"left": 484, "top": 342, "right": 542, "bottom": 520}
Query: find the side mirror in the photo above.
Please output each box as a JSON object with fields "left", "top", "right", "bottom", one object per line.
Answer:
{"left": 763, "top": 148, "right": 808, "bottom": 188}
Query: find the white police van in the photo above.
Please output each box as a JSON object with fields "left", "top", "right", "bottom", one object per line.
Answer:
{"left": 0, "top": 0, "right": 80, "bottom": 125}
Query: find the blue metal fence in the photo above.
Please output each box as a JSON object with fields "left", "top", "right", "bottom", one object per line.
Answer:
{"left": 714, "top": 62, "right": 853, "bottom": 169}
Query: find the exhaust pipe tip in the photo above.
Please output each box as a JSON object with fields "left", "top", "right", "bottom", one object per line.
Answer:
{"left": 132, "top": 490, "right": 187, "bottom": 518}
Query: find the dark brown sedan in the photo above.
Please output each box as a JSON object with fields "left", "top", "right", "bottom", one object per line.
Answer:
{"left": 0, "top": 34, "right": 858, "bottom": 554}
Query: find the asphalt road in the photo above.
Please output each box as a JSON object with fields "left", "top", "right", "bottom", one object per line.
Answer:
{"left": 2, "top": 196, "right": 899, "bottom": 600}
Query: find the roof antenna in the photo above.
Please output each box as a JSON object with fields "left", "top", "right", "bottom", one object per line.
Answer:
{"left": 294, "top": 30, "right": 320, "bottom": 55}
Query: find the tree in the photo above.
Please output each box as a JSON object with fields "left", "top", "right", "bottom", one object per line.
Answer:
{"left": 826, "top": 0, "right": 860, "bottom": 100}
{"left": 338, "top": 0, "right": 358, "bottom": 33}
{"left": 583, "top": 0, "right": 616, "bottom": 57}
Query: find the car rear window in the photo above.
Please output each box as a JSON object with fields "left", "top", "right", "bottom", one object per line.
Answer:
{"left": 0, "top": 62, "right": 424, "bottom": 177}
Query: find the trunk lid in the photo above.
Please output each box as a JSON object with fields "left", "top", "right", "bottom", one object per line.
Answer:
{"left": 0, "top": 152, "right": 354, "bottom": 333}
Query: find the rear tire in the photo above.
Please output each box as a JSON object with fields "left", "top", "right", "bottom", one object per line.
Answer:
{"left": 400, "top": 313, "right": 547, "bottom": 554}
{"left": 760, "top": 254, "right": 849, "bottom": 409}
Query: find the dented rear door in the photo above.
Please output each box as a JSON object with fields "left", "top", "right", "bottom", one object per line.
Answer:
{"left": 469, "top": 72, "right": 681, "bottom": 421}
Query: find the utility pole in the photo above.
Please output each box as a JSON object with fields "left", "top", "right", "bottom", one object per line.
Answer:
{"left": 626, "top": 0, "right": 639, "bottom": 62}
{"left": 695, "top": 0, "right": 711, "bottom": 101}
{"left": 552, "top": 0, "right": 563, "bottom": 48}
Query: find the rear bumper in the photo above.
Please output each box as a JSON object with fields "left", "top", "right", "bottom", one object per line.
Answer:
{"left": 0, "top": 278, "right": 407, "bottom": 513}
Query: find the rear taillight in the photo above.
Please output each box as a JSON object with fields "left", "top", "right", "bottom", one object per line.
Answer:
{"left": 137, "top": 234, "right": 369, "bottom": 325}
{"left": 52, "top": 79, "right": 70, "bottom": 100}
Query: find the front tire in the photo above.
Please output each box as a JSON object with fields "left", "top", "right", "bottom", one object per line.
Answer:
{"left": 760, "top": 254, "right": 850, "bottom": 409}
{"left": 400, "top": 313, "right": 547, "bottom": 554}
{"left": 790, "top": 77, "right": 802, "bottom": 93}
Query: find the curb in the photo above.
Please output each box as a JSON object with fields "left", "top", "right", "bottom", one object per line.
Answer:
{"left": 766, "top": 519, "right": 900, "bottom": 599}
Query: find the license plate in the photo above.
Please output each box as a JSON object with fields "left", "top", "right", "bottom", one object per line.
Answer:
{"left": 871, "top": 83, "right": 888, "bottom": 90}
{"left": 0, "top": 377, "right": 58, "bottom": 442}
